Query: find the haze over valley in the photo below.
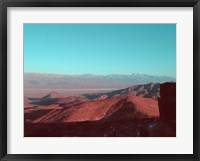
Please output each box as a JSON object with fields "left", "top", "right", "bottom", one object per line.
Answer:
{"left": 24, "top": 72, "right": 175, "bottom": 97}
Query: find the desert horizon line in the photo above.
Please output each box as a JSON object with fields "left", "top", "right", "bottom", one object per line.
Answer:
{"left": 24, "top": 71, "right": 176, "bottom": 78}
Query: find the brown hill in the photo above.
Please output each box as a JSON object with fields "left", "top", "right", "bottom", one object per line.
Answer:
{"left": 25, "top": 95, "right": 159, "bottom": 123}
{"left": 42, "top": 91, "right": 62, "bottom": 99}
{"left": 24, "top": 82, "right": 160, "bottom": 108}
{"left": 83, "top": 82, "right": 160, "bottom": 100}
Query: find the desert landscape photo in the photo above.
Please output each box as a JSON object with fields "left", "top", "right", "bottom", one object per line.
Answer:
{"left": 24, "top": 24, "right": 176, "bottom": 137}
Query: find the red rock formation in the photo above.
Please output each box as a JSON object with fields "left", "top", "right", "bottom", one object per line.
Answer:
{"left": 158, "top": 82, "right": 176, "bottom": 123}
{"left": 140, "top": 82, "right": 176, "bottom": 137}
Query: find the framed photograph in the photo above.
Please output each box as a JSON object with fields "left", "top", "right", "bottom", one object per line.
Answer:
{"left": 0, "top": 0, "right": 199, "bottom": 160}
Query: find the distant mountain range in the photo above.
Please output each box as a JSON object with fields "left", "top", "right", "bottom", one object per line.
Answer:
{"left": 24, "top": 72, "right": 175, "bottom": 89}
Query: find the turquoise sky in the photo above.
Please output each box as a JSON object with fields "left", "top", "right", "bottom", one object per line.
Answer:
{"left": 24, "top": 24, "right": 176, "bottom": 77}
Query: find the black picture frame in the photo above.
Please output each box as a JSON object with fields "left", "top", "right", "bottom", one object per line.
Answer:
{"left": 0, "top": 0, "right": 199, "bottom": 160}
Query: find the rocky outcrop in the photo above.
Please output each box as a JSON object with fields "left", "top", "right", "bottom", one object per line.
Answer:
{"left": 140, "top": 82, "right": 176, "bottom": 137}
{"left": 158, "top": 82, "right": 176, "bottom": 124}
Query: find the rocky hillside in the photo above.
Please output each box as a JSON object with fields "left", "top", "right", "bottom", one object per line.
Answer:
{"left": 24, "top": 82, "right": 176, "bottom": 137}
{"left": 83, "top": 82, "right": 160, "bottom": 100}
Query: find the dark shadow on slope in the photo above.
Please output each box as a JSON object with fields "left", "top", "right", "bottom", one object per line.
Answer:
{"left": 25, "top": 109, "right": 52, "bottom": 122}
{"left": 30, "top": 98, "right": 60, "bottom": 105}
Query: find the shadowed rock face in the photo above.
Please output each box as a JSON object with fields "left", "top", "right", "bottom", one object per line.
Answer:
{"left": 157, "top": 82, "right": 176, "bottom": 136}
{"left": 140, "top": 82, "right": 176, "bottom": 137}
{"left": 158, "top": 82, "right": 176, "bottom": 123}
